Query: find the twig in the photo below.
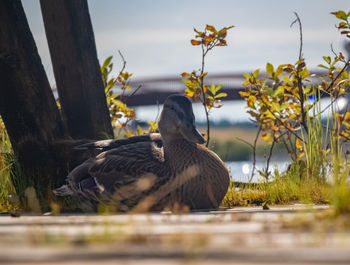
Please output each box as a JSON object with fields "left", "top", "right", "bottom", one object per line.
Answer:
{"left": 118, "top": 50, "right": 127, "bottom": 71}
{"left": 155, "top": 100, "right": 161, "bottom": 123}
{"left": 125, "top": 84, "right": 142, "bottom": 102}
{"left": 200, "top": 41, "right": 211, "bottom": 147}
{"left": 291, "top": 12, "right": 308, "bottom": 134}
{"left": 118, "top": 50, "right": 127, "bottom": 102}
{"left": 290, "top": 12, "right": 303, "bottom": 60}
{"left": 319, "top": 59, "right": 350, "bottom": 115}
{"left": 264, "top": 137, "right": 276, "bottom": 181}
{"left": 263, "top": 100, "right": 304, "bottom": 141}
{"left": 281, "top": 137, "right": 293, "bottom": 160}
{"left": 250, "top": 126, "right": 261, "bottom": 183}
{"left": 327, "top": 58, "right": 350, "bottom": 93}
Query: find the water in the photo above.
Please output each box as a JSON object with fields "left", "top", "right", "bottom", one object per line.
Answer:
{"left": 225, "top": 160, "right": 289, "bottom": 183}
{"left": 134, "top": 98, "right": 342, "bottom": 124}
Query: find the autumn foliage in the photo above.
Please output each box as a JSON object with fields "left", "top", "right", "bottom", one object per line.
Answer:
{"left": 239, "top": 11, "right": 350, "bottom": 180}
{"left": 182, "top": 24, "right": 234, "bottom": 146}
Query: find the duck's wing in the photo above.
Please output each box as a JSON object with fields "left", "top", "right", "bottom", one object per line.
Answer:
{"left": 66, "top": 140, "right": 167, "bottom": 210}
{"left": 74, "top": 133, "right": 162, "bottom": 152}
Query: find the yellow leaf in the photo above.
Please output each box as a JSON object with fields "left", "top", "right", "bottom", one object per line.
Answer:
{"left": 137, "top": 125, "right": 144, "bottom": 136}
{"left": 344, "top": 111, "right": 350, "bottom": 121}
{"left": 206, "top": 25, "right": 217, "bottom": 33}
{"left": 261, "top": 133, "right": 272, "bottom": 144}
{"left": 242, "top": 80, "right": 250, "bottom": 86}
{"left": 296, "top": 138, "right": 303, "bottom": 149}
{"left": 283, "top": 76, "right": 292, "bottom": 84}
{"left": 239, "top": 91, "right": 250, "bottom": 97}
{"left": 248, "top": 95, "right": 256, "bottom": 108}
{"left": 181, "top": 72, "right": 191, "bottom": 78}
{"left": 127, "top": 131, "right": 136, "bottom": 137}
{"left": 148, "top": 121, "right": 158, "bottom": 133}
{"left": 185, "top": 89, "right": 194, "bottom": 97}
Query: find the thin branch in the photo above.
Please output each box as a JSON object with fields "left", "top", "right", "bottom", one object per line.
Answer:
{"left": 291, "top": 12, "right": 308, "bottom": 134}
{"left": 155, "top": 100, "right": 161, "bottom": 123}
{"left": 200, "top": 42, "right": 211, "bottom": 147}
{"left": 281, "top": 137, "right": 293, "bottom": 160}
{"left": 264, "top": 138, "right": 276, "bottom": 182}
{"left": 118, "top": 50, "right": 127, "bottom": 71}
{"left": 330, "top": 43, "right": 339, "bottom": 60}
{"left": 263, "top": 101, "right": 304, "bottom": 142}
{"left": 125, "top": 84, "right": 142, "bottom": 102}
{"left": 327, "top": 58, "right": 350, "bottom": 93}
{"left": 319, "top": 58, "right": 350, "bottom": 115}
{"left": 290, "top": 12, "right": 303, "bottom": 61}
{"left": 118, "top": 50, "right": 127, "bottom": 102}
{"left": 249, "top": 126, "right": 261, "bottom": 183}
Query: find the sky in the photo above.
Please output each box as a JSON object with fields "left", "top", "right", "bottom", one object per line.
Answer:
{"left": 22, "top": 0, "right": 350, "bottom": 86}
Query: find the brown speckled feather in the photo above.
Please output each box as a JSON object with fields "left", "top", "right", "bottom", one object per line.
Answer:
{"left": 55, "top": 95, "right": 230, "bottom": 212}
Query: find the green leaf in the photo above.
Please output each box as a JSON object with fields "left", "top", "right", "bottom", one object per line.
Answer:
{"left": 253, "top": 69, "right": 260, "bottom": 78}
{"left": 303, "top": 85, "right": 311, "bottom": 94}
{"left": 208, "top": 84, "right": 216, "bottom": 95}
{"left": 266, "top": 63, "right": 274, "bottom": 75}
{"left": 300, "top": 67, "right": 309, "bottom": 79}
{"left": 215, "top": 92, "right": 227, "bottom": 98}
{"left": 225, "top": 25, "right": 235, "bottom": 30}
{"left": 102, "top": 56, "right": 113, "bottom": 71}
{"left": 193, "top": 28, "right": 202, "bottom": 35}
{"left": 217, "top": 28, "right": 227, "bottom": 38}
{"left": 215, "top": 84, "right": 222, "bottom": 93}
{"left": 275, "top": 65, "right": 283, "bottom": 78}
{"left": 331, "top": 10, "right": 348, "bottom": 21}
{"left": 274, "top": 86, "right": 285, "bottom": 97}
{"left": 317, "top": 64, "right": 329, "bottom": 70}
{"left": 323, "top": 56, "right": 331, "bottom": 65}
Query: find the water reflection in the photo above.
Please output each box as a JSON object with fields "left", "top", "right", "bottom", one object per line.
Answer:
{"left": 226, "top": 160, "right": 289, "bottom": 183}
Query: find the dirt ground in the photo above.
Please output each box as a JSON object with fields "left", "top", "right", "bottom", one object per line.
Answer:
{"left": 0, "top": 205, "right": 349, "bottom": 264}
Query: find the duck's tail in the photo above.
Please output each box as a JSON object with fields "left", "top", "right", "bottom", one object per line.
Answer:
{"left": 53, "top": 185, "right": 74, "bottom": 196}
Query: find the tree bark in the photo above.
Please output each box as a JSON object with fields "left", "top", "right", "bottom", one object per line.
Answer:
{"left": 0, "top": 0, "right": 70, "bottom": 208}
{"left": 40, "top": 0, "right": 113, "bottom": 139}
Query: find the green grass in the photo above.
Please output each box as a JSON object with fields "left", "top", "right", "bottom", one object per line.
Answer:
{"left": 222, "top": 91, "right": 349, "bottom": 212}
{"left": 0, "top": 123, "right": 18, "bottom": 212}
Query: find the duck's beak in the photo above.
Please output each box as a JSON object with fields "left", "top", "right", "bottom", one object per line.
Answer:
{"left": 179, "top": 124, "right": 206, "bottom": 144}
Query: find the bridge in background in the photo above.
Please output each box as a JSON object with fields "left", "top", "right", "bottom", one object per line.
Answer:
{"left": 125, "top": 71, "right": 325, "bottom": 106}
{"left": 126, "top": 73, "right": 244, "bottom": 106}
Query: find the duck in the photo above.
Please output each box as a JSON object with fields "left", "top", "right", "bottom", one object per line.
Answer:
{"left": 54, "top": 95, "right": 230, "bottom": 212}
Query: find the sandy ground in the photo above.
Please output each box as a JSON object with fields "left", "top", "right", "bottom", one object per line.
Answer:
{"left": 0, "top": 205, "right": 349, "bottom": 265}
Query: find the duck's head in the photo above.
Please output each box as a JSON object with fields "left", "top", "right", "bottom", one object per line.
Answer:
{"left": 158, "top": 95, "right": 206, "bottom": 144}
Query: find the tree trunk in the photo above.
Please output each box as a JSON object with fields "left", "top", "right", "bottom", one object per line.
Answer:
{"left": 0, "top": 0, "right": 70, "bottom": 209}
{"left": 40, "top": 0, "right": 113, "bottom": 139}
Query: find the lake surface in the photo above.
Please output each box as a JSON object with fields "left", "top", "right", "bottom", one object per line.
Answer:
{"left": 226, "top": 160, "right": 289, "bottom": 183}
{"left": 135, "top": 98, "right": 345, "bottom": 124}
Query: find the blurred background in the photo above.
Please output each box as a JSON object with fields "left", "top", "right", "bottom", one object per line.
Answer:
{"left": 21, "top": 0, "right": 350, "bottom": 181}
